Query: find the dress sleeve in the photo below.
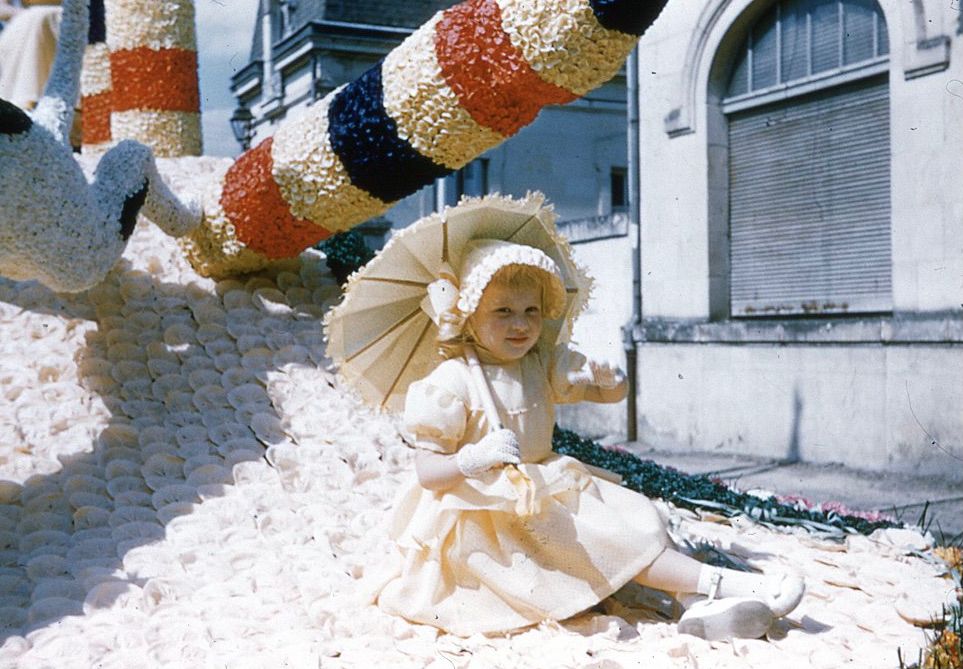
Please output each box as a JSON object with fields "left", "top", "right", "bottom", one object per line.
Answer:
{"left": 547, "top": 343, "right": 589, "bottom": 404}
{"left": 402, "top": 375, "right": 469, "bottom": 454}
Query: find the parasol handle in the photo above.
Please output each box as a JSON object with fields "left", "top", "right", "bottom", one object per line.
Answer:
{"left": 464, "top": 346, "right": 504, "bottom": 432}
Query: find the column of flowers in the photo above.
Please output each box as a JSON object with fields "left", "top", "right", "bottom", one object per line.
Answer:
{"left": 104, "top": 0, "right": 202, "bottom": 157}
{"left": 179, "top": 0, "right": 656, "bottom": 278}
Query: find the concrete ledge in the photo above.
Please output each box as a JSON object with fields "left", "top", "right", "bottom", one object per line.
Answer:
{"left": 634, "top": 311, "right": 963, "bottom": 344}
{"left": 557, "top": 212, "right": 628, "bottom": 244}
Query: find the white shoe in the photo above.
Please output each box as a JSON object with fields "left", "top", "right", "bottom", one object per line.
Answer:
{"left": 677, "top": 597, "right": 774, "bottom": 641}
{"left": 763, "top": 572, "right": 805, "bottom": 617}
{"left": 701, "top": 567, "right": 806, "bottom": 619}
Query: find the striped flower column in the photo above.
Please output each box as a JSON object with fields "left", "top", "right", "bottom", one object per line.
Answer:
{"left": 105, "top": 0, "right": 201, "bottom": 157}
{"left": 181, "top": 0, "right": 661, "bottom": 278}
{"left": 80, "top": 0, "right": 110, "bottom": 154}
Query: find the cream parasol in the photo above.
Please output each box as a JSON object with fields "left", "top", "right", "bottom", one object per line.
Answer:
{"left": 324, "top": 192, "right": 592, "bottom": 414}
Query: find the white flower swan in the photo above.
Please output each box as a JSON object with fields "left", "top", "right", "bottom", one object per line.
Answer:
{"left": 0, "top": 0, "right": 199, "bottom": 293}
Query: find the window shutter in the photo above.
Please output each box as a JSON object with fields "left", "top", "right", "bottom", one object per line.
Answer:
{"left": 728, "top": 74, "right": 891, "bottom": 317}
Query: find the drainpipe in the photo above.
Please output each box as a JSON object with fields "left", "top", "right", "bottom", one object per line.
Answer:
{"left": 261, "top": 0, "right": 277, "bottom": 99}
{"left": 434, "top": 177, "right": 447, "bottom": 214}
{"left": 621, "top": 46, "right": 641, "bottom": 442}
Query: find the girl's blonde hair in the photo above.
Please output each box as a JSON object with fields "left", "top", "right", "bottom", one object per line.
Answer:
{"left": 437, "top": 263, "right": 561, "bottom": 360}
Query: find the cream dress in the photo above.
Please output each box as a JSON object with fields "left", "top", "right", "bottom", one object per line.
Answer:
{"left": 375, "top": 343, "right": 669, "bottom": 636}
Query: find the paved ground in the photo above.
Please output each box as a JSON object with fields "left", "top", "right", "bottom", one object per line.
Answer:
{"left": 616, "top": 443, "right": 963, "bottom": 544}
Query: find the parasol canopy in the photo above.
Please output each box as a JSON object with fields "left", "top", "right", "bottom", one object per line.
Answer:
{"left": 324, "top": 192, "right": 592, "bottom": 413}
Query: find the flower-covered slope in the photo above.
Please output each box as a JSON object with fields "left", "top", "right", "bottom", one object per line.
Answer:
{"left": 0, "top": 158, "right": 952, "bottom": 668}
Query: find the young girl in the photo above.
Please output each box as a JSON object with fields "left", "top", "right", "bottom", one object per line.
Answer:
{"left": 374, "top": 238, "right": 804, "bottom": 640}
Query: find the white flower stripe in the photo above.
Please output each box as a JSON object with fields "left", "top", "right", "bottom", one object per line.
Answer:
{"left": 496, "top": 0, "right": 637, "bottom": 96}
{"left": 81, "top": 43, "right": 112, "bottom": 96}
{"left": 270, "top": 94, "right": 386, "bottom": 232}
{"left": 104, "top": 0, "right": 198, "bottom": 52}
{"left": 111, "top": 111, "right": 202, "bottom": 159}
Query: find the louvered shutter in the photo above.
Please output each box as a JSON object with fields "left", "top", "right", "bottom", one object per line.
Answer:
{"left": 728, "top": 74, "right": 891, "bottom": 317}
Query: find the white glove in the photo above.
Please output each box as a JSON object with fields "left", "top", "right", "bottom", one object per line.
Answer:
{"left": 567, "top": 360, "right": 626, "bottom": 389}
{"left": 455, "top": 429, "right": 521, "bottom": 478}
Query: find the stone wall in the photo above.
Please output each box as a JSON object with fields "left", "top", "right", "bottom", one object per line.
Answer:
{"left": 566, "top": 0, "right": 963, "bottom": 472}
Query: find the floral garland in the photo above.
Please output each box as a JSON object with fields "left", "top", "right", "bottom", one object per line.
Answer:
{"left": 105, "top": 0, "right": 201, "bottom": 157}
{"left": 81, "top": 0, "right": 111, "bottom": 153}
{"left": 180, "top": 0, "right": 662, "bottom": 278}
{"left": 551, "top": 427, "right": 901, "bottom": 536}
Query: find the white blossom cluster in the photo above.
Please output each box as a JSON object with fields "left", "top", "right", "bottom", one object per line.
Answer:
{"left": 497, "top": 0, "right": 639, "bottom": 96}
{"left": 104, "top": 0, "right": 196, "bottom": 52}
{"left": 81, "top": 44, "right": 112, "bottom": 96}
{"left": 111, "top": 110, "right": 202, "bottom": 159}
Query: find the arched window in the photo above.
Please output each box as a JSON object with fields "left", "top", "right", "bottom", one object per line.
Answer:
{"left": 722, "top": 0, "right": 891, "bottom": 317}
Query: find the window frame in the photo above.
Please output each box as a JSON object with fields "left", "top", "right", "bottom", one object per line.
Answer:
{"left": 723, "top": 0, "right": 889, "bottom": 112}
{"left": 719, "top": 0, "right": 893, "bottom": 319}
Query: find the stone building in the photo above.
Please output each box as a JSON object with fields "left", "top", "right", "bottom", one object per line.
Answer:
{"left": 566, "top": 0, "right": 962, "bottom": 479}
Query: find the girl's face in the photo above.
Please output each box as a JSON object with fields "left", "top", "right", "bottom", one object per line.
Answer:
{"left": 469, "top": 280, "right": 543, "bottom": 362}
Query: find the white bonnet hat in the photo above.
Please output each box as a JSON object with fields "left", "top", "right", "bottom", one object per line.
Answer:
{"left": 455, "top": 239, "right": 567, "bottom": 320}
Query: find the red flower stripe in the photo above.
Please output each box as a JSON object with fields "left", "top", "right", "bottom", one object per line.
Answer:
{"left": 434, "top": 0, "right": 577, "bottom": 137}
{"left": 220, "top": 138, "right": 333, "bottom": 259}
{"left": 81, "top": 90, "right": 112, "bottom": 144}
{"left": 110, "top": 47, "right": 200, "bottom": 113}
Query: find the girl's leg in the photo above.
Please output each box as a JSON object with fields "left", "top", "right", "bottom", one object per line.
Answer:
{"left": 633, "top": 547, "right": 805, "bottom": 618}
{"left": 632, "top": 547, "right": 703, "bottom": 594}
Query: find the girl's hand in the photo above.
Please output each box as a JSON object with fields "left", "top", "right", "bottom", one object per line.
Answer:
{"left": 567, "top": 360, "right": 626, "bottom": 389}
{"left": 455, "top": 429, "right": 521, "bottom": 477}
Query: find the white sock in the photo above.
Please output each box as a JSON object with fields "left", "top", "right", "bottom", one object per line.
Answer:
{"left": 697, "top": 566, "right": 765, "bottom": 600}
{"left": 697, "top": 566, "right": 805, "bottom": 617}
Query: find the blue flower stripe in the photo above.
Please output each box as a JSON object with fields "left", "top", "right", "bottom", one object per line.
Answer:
{"left": 328, "top": 64, "right": 451, "bottom": 204}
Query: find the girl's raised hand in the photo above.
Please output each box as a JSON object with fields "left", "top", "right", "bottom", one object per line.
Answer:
{"left": 567, "top": 360, "right": 626, "bottom": 389}
{"left": 455, "top": 429, "right": 521, "bottom": 478}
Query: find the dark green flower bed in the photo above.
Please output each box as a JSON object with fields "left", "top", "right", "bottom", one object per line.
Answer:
{"left": 552, "top": 427, "right": 900, "bottom": 536}
{"left": 318, "top": 230, "right": 375, "bottom": 286}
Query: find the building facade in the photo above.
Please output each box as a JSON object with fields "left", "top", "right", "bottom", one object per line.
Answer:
{"left": 600, "top": 0, "right": 962, "bottom": 478}
{"left": 229, "top": 0, "right": 633, "bottom": 245}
